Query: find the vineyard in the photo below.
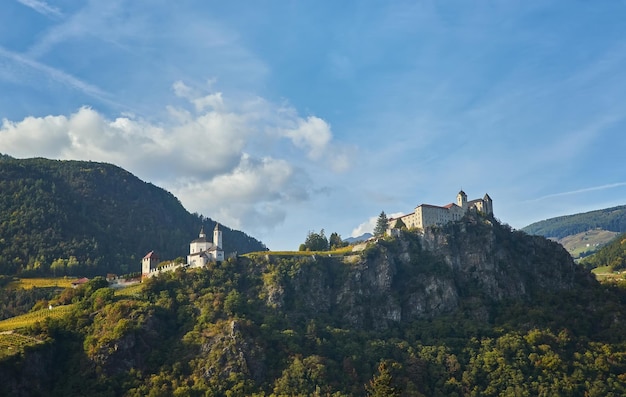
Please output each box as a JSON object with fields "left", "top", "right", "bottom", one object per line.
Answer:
{"left": 8, "top": 277, "right": 73, "bottom": 290}
{"left": 0, "top": 305, "right": 74, "bottom": 332}
{"left": 0, "top": 332, "right": 43, "bottom": 359}
{"left": 114, "top": 283, "right": 144, "bottom": 297}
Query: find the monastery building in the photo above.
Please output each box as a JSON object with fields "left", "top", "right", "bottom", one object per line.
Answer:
{"left": 389, "top": 190, "right": 493, "bottom": 230}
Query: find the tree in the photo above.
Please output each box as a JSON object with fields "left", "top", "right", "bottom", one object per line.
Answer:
{"left": 329, "top": 232, "right": 345, "bottom": 250}
{"left": 300, "top": 229, "right": 329, "bottom": 251}
{"left": 366, "top": 361, "right": 400, "bottom": 397}
{"left": 373, "top": 211, "right": 389, "bottom": 237}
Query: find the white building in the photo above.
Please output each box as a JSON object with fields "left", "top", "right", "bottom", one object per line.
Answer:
{"left": 142, "top": 224, "right": 224, "bottom": 280}
{"left": 187, "top": 224, "right": 224, "bottom": 267}
{"left": 389, "top": 190, "right": 493, "bottom": 231}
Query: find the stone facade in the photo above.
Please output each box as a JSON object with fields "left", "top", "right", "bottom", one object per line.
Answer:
{"left": 389, "top": 191, "right": 493, "bottom": 231}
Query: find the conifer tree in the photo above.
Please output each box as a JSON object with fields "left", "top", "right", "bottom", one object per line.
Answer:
{"left": 366, "top": 361, "right": 400, "bottom": 397}
{"left": 373, "top": 211, "right": 389, "bottom": 236}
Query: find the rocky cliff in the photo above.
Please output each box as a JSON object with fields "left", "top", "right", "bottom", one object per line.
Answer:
{"left": 258, "top": 213, "right": 591, "bottom": 330}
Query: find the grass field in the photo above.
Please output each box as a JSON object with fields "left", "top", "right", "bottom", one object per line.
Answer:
{"left": 557, "top": 229, "right": 619, "bottom": 259}
{"left": 8, "top": 277, "right": 73, "bottom": 290}
{"left": 0, "top": 305, "right": 75, "bottom": 332}
{"left": 244, "top": 246, "right": 355, "bottom": 258}
{"left": 0, "top": 332, "right": 43, "bottom": 359}
{"left": 114, "top": 283, "right": 144, "bottom": 297}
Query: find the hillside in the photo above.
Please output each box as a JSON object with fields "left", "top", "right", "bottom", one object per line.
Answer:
{"left": 522, "top": 205, "right": 626, "bottom": 239}
{"left": 0, "top": 156, "right": 266, "bottom": 277}
{"left": 2, "top": 214, "right": 626, "bottom": 396}
{"left": 522, "top": 205, "right": 626, "bottom": 259}
{"left": 580, "top": 232, "right": 626, "bottom": 271}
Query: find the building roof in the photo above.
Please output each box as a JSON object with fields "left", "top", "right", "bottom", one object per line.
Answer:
{"left": 71, "top": 277, "right": 89, "bottom": 286}
{"left": 418, "top": 203, "right": 449, "bottom": 210}
{"left": 143, "top": 251, "right": 158, "bottom": 260}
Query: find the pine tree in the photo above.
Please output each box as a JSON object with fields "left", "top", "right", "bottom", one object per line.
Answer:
{"left": 366, "top": 361, "right": 400, "bottom": 397}
{"left": 373, "top": 211, "right": 389, "bottom": 236}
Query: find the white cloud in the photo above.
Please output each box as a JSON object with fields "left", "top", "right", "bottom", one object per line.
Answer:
{"left": 0, "top": 84, "right": 347, "bottom": 234}
{"left": 0, "top": 47, "right": 111, "bottom": 103}
{"left": 282, "top": 116, "right": 332, "bottom": 160}
{"left": 16, "top": 0, "right": 62, "bottom": 18}
{"left": 350, "top": 212, "right": 404, "bottom": 237}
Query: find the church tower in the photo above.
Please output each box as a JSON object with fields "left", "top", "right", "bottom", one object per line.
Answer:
{"left": 213, "top": 223, "right": 222, "bottom": 250}
{"left": 483, "top": 193, "right": 493, "bottom": 215}
{"left": 457, "top": 190, "right": 468, "bottom": 210}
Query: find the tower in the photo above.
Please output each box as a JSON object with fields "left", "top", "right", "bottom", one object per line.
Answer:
{"left": 213, "top": 223, "right": 222, "bottom": 250}
{"left": 142, "top": 251, "right": 159, "bottom": 278}
{"left": 457, "top": 190, "right": 468, "bottom": 210}
{"left": 483, "top": 193, "right": 493, "bottom": 215}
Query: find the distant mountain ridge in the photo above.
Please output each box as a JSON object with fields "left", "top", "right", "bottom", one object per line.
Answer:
{"left": 522, "top": 205, "right": 626, "bottom": 260}
{"left": 0, "top": 156, "right": 266, "bottom": 276}
{"left": 344, "top": 232, "right": 373, "bottom": 244}
{"left": 522, "top": 205, "right": 626, "bottom": 239}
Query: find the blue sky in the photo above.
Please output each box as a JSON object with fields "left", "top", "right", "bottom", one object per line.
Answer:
{"left": 1, "top": 1, "right": 626, "bottom": 250}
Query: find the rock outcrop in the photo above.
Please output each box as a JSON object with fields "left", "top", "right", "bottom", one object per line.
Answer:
{"left": 260, "top": 214, "right": 591, "bottom": 330}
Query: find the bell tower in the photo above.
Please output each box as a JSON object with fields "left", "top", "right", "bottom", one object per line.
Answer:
{"left": 214, "top": 223, "right": 222, "bottom": 250}
{"left": 457, "top": 190, "right": 468, "bottom": 210}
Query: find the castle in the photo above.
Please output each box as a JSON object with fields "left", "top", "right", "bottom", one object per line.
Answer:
{"left": 389, "top": 190, "right": 493, "bottom": 231}
{"left": 141, "top": 224, "right": 224, "bottom": 279}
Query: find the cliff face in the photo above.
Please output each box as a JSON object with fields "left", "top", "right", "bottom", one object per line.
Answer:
{"left": 262, "top": 214, "right": 591, "bottom": 330}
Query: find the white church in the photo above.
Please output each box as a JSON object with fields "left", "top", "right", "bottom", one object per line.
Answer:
{"left": 141, "top": 224, "right": 224, "bottom": 280}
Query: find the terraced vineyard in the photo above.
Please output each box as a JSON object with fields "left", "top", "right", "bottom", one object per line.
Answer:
{"left": 0, "top": 305, "right": 74, "bottom": 332}
{"left": 8, "top": 277, "right": 73, "bottom": 290}
{"left": 114, "top": 283, "right": 144, "bottom": 297}
{"left": 0, "top": 332, "right": 43, "bottom": 359}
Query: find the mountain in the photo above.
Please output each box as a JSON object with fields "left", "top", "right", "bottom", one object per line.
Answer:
{"left": 343, "top": 232, "right": 373, "bottom": 244}
{"left": 522, "top": 205, "right": 626, "bottom": 259}
{"left": 0, "top": 156, "right": 266, "bottom": 276}
{"left": 4, "top": 213, "right": 626, "bottom": 395}
{"left": 522, "top": 205, "right": 626, "bottom": 238}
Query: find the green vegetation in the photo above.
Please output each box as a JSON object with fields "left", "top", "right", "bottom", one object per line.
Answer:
{"left": 522, "top": 204, "right": 626, "bottom": 239}
{"left": 299, "top": 229, "right": 348, "bottom": 252}
{"left": 8, "top": 277, "right": 73, "bottom": 290}
{"left": 557, "top": 229, "right": 619, "bottom": 260}
{"left": 0, "top": 157, "right": 266, "bottom": 277}
{"left": 581, "top": 232, "right": 626, "bottom": 271}
{"left": 373, "top": 211, "right": 389, "bottom": 237}
{"left": 0, "top": 332, "right": 43, "bottom": 359}
{"left": 2, "top": 217, "right": 626, "bottom": 395}
{"left": 0, "top": 305, "right": 74, "bottom": 332}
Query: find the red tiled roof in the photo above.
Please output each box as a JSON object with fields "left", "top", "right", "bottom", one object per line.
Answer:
{"left": 143, "top": 251, "right": 158, "bottom": 260}
{"left": 71, "top": 277, "right": 89, "bottom": 285}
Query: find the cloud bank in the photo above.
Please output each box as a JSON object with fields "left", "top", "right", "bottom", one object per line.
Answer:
{"left": 0, "top": 82, "right": 348, "bottom": 234}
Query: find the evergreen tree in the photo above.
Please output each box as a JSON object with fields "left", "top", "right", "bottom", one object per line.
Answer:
{"left": 329, "top": 232, "right": 344, "bottom": 249}
{"left": 366, "top": 361, "right": 400, "bottom": 397}
{"left": 301, "top": 229, "right": 329, "bottom": 251}
{"left": 373, "top": 211, "right": 389, "bottom": 236}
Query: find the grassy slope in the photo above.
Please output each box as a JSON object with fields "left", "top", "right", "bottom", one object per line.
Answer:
{"left": 556, "top": 229, "right": 619, "bottom": 259}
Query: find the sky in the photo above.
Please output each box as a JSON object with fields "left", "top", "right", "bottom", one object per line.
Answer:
{"left": 1, "top": 1, "right": 626, "bottom": 250}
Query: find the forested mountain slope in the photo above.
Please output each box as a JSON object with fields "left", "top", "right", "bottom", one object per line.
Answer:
{"left": 3, "top": 214, "right": 626, "bottom": 396}
{"left": 522, "top": 205, "right": 626, "bottom": 239}
{"left": 0, "top": 156, "right": 266, "bottom": 276}
{"left": 581, "top": 232, "right": 626, "bottom": 271}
